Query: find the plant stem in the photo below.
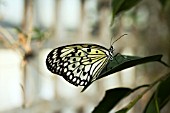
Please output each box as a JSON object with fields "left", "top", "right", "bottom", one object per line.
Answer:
{"left": 117, "top": 72, "right": 170, "bottom": 112}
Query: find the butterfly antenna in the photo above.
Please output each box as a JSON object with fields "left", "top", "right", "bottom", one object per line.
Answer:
{"left": 111, "top": 34, "right": 128, "bottom": 46}
{"left": 110, "top": 34, "right": 114, "bottom": 46}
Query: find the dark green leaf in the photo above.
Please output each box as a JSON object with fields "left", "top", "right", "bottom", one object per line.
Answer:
{"left": 115, "top": 108, "right": 128, "bottom": 113}
{"left": 159, "top": 0, "right": 170, "bottom": 9}
{"left": 110, "top": 0, "right": 125, "bottom": 25}
{"left": 144, "top": 94, "right": 160, "bottom": 113}
{"left": 111, "top": 0, "right": 142, "bottom": 26}
{"left": 81, "top": 54, "right": 168, "bottom": 92}
{"left": 144, "top": 73, "right": 170, "bottom": 113}
{"left": 98, "top": 54, "right": 167, "bottom": 80}
{"left": 157, "top": 73, "right": 170, "bottom": 109}
{"left": 159, "top": 0, "right": 167, "bottom": 6}
{"left": 92, "top": 88, "right": 132, "bottom": 113}
{"left": 92, "top": 85, "right": 148, "bottom": 113}
{"left": 114, "top": 85, "right": 149, "bottom": 113}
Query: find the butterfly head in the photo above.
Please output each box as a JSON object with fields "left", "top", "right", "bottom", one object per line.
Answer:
{"left": 109, "top": 34, "right": 127, "bottom": 60}
{"left": 108, "top": 46, "right": 115, "bottom": 60}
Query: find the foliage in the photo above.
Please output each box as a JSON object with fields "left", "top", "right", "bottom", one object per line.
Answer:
{"left": 91, "top": 0, "right": 170, "bottom": 112}
{"left": 110, "top": 0, "right": 142, "bottom": 26}
{"left": 82, "top": 54, "right": 167, "bottom": 92}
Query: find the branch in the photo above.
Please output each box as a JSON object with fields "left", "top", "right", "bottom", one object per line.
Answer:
{"left": 116, "top": 72, "right": 170, "bottom": 112}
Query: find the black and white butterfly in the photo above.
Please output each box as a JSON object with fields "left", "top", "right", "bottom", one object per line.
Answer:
{"left": 46, "top": 35, "right": 126, "bottom": 88}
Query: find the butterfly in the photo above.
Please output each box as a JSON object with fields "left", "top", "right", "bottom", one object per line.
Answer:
{"left": 46, "top": 35, "right": 127, "bottom": 88}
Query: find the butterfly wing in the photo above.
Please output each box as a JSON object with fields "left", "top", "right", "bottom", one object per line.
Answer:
{"left": 46, "top": 44, "right": 110, "bottom": 86}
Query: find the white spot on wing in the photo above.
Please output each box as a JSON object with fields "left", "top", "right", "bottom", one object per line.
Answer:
{"left": 87, "top": 75, "right": 91, "bottom": 82}
{"left": 57, "top": 67, "right": 60, "bottom": 70}
{"left": 64, "top": 62, "right": 68, "bottom": 67}
{"left": 72, "top": 78, "right": 77, "bottom": 82}
{"left": 67, "top": 71, "right": 71, "bottom": 76}
{"left": 77, "top": 79, "right": 80, "bottom": 84}
{"left": 64, "top": 68, "right": 67, "bottom": 72}
{"left": 85, "top": 65, "right": 91, "bottom": 72}
{"left": 80, "top": 81, "right": 84, "bottom": 85}
{"left": 69, "top": 75, "right": 73, "bottom": 80}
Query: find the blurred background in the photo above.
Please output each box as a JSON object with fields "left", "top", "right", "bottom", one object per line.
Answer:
{"left": 0, "top": 0, "right": 169, "bottom": 113}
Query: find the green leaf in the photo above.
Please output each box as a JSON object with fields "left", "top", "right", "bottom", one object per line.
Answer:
{"left": 159, "top": 0, "right": 167, "bottom": 6}
{"left": 157, "top": 73, "right": 170, "bottom": 109}
{"left": 32, "top": 28, "right": 46, "bottom": 41}
{"left": 144, "top": 94, "right": 160, "bottom": 113}
{"left": 92, "top": 88, "right": 132, "bottom": 113}
{"left": 159, "top": 0, "right": 170, "bottom": 10}
{"left": 110, "top": 0, "right": 125, "bottom": 25}
{"left": 92, "top": 85, "right": 149, "bottom": 113}
{"left": 115, "top": 108, "right": 128, "bottom": 113}
{"left": 144, "top": 73, "right": 170, "bottom": 113}
{"left": 98, "top": 54, "right": 167, "bottom": 80}
{"left": 81, "top": 54, "right": 168, "bottom": 92}
{"left": 111, "top": 0, "right": 142, "bottom": 26}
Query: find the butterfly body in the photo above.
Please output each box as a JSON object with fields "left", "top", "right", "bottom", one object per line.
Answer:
{"left": 46, "top": 44, "right": 114, "bottom": 87}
